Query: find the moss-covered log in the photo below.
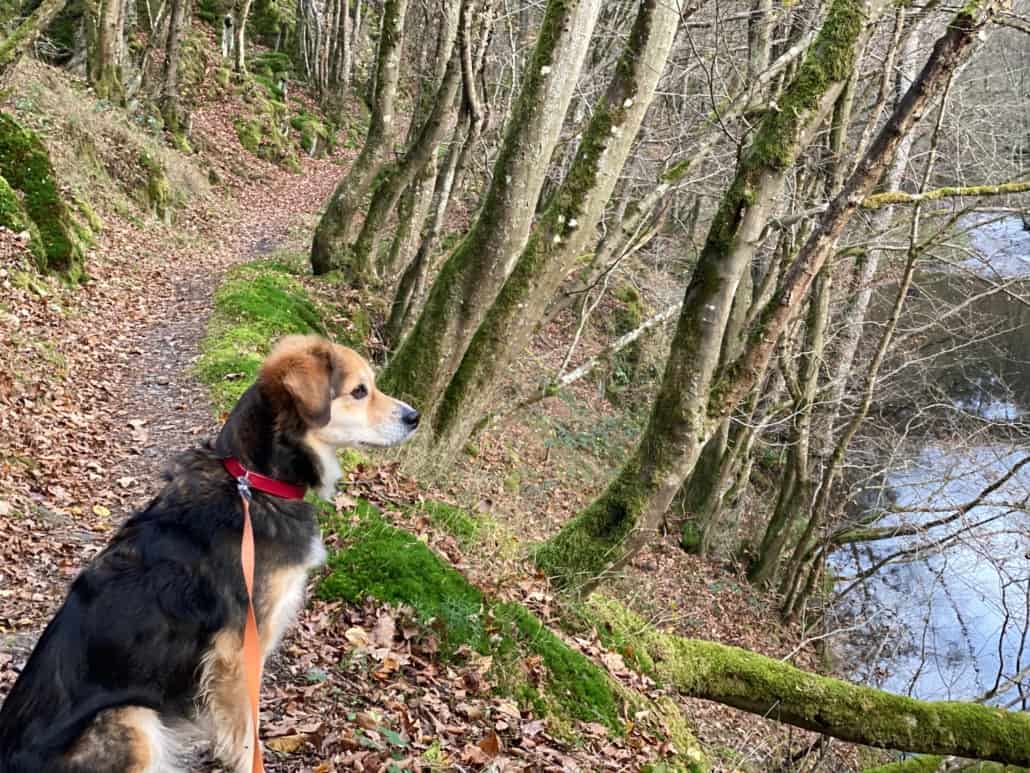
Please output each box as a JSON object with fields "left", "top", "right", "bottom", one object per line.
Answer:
{"left": 863, "top": 756, "right": 1028, "bottom": 772}
{"left": 590, "top": 597, "right": 1030, "bottom": 767}
{"left": 380, "top": 0, "right": 603, "bottom": 412}
{"left": 862, "top": 181, "right": 1030, "bottom": 209}
{"left": 0, "top": 112, "right": 86, "bottom": 279}
{"left": 427, "top": 0, "right": 681, "bottom": 459}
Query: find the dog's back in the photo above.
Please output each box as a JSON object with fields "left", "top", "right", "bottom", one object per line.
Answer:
{"left": 0, "top": 450, "right": 242, "bottom": 772}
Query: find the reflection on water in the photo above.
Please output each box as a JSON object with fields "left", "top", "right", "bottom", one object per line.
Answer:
{"left": 830, "top": 217, "right": 1030, "bottom": 703}
{"left": 831, "top": 445, "right": 1030, "bottom": 702}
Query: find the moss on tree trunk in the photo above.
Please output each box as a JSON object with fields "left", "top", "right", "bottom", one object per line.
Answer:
{"left": 534, "top": 0, "right": 887, "bottom": 589}
{"left": 0, "top": 113, "right": 87, "bottom": 280}
{"left": 589, "top": 597, "right": 1030, "bottom": 767}
{"left": 426, "top": 0, "right": 681, "bottom": 460}
{"left": 379, "top": 0, "right": 603, "bottom": 411}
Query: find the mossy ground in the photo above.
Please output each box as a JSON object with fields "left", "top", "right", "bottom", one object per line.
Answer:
{"left": 317, "top": 498, "right": 627, "bottom": 733}
{"left": 0, "top": 111, "right": 87, "bottom": 279}
{"left": 197, "top": 258, "right": 327, "bottom": 410}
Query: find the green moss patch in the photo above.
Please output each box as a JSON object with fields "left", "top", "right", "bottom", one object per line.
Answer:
{"left": 0, "top": 173, "right": 44, "bottom": 257}
{"left": 0, "top": 112, "right": 87, "bottom": 279}
{"left": 197, "top": 260, "right": 326, "bottom": 411}
{"left": 318, "top": 500, "right": 628, "bottom": 733}
{"left": 408, "top": 499, "right": 483, "bottom": 546}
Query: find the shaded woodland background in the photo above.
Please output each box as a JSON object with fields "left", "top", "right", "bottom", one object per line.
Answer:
{"left": 0, "top": 0, "right": 1029, "bottom": 769}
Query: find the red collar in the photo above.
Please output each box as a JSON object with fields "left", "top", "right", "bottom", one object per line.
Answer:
{"left": 222, "top": 457, "right": 307, "bottom": 500}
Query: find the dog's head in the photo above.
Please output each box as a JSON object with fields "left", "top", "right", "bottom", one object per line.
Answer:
{"left": 260, "top": 334, "right": 420, "bottom": 451}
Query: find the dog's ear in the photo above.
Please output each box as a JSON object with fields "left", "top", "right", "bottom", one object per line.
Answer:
{"left": 263, "top": 336, "right": 336, "bottom": 428}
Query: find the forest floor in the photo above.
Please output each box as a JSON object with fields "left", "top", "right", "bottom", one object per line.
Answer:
{"left": 0, "top": 59, "right": 875, "bottom": 773}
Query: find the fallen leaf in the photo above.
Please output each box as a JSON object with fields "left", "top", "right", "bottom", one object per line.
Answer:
{"left": 92, "top": 504, "right": 111, "bottom": 518}
{"left": 266, "top": 733, "right": 308, "bottom": 753}
{"left": 478, "top": 730, "right": 501, "bottom": 758}
{"left": 371, "top": 611, "right": 395, "bottom": 647}
{"left": 344, "top": 626, "right": 369, "bottom": 648}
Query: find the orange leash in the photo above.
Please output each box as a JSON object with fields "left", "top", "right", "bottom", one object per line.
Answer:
{"left": 239, "top": 491, "right": 265, "bottom": 773}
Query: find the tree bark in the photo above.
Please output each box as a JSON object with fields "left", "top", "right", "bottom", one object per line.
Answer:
{"left": 160, "top": 0, "right": 190, "bottom": 133}
{"left": 535, "top": 0, "right": 879, "bottom": 589}
{"left": 378, "top": 0, "right": 604, "bottom": 411}
{"left": 426, "top": 0, "right": 683, "bottom": 459}
{"left": 232, "top": 0, "right": 253, "bottom": 72}
{"left": 311, "top": 0, "right": 409, "bottom": 275}
{"left": 351, "top": 46, "right": 463, "bottom": 280}
{"left": 92, "top": 0, "right": 126, "bottom": 100}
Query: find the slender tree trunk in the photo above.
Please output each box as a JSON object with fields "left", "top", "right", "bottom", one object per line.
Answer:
{"left": 92, "top": 0, "right": 126, "bottom": 100}
{"left": 232, "top": 0, "right": 252, "bottom": 72}
{"left": 311, "top": 0, "right": 409, "bottom": 276}
{"left": 352, "top": 47, "right": 463, "bottom": 279}
{"left": 378, "top": 0, "right": 604, "bottom": 411}
{"left": 533, "top": 0, "right": 888, "bottom": 590}
{"left": 160, "top": 0, "right": 190, "bottom": 133}
{"left": 384, "top": 108, "right": 469, "bottom": 348}
{"left": 426, "top": 0, "right": 683, "bottom": 458}
{"left": 779, "top": 70, "right": 960, "bottom": 617}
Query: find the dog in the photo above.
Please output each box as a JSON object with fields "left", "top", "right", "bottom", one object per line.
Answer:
{"left": 0, "top": 335, "right": 419, "bottom": 772}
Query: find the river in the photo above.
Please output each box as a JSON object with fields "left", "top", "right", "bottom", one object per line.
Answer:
{"left": 829, "top": 216, "right": 1030, "bottom": 707}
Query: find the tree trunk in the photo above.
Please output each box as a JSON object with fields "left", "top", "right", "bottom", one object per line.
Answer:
{"left": 383, "top": 108, "right": 469, "bottom": 348}
{"left": 426, "top": 0, "right": 682, "bottom": 458}
{"left": 310, "top": 0, "right": 409, "bottom": 276}
{"left": 378, "top": 0, "right": 604, "bottom": 410}
{"left": 534, "top": 0, "right": 878, "bottom": 589}
{"left": 352, "top": 47, "right": 462, "bottom": 279}
{"left": 592, "top": 597, "right": 1030, "bottom": 767}
{"left": 160, "top": 0, "right": 190, "bottom": 133}
{"left": 232, "top": 0, "right": 252, "bottom": 72}
{"left": 92, "top": 0, "right": 126, "bottom": 100}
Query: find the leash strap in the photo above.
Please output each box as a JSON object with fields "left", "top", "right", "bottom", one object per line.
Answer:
{"left": 238, "top": 480, "right": 265, "bottom": 773}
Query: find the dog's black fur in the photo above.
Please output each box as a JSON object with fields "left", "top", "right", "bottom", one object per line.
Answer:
{"left": 0, "top": 344, "right": 336, "bottom": 772}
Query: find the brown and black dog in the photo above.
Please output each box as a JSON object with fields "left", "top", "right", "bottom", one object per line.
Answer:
{"left": 0, "top": 335, "right": 419, "bottom": 772}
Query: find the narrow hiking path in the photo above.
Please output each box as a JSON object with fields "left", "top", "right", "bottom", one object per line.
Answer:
{"left": 0, "top": 156, "right": 341, "bottom": 687}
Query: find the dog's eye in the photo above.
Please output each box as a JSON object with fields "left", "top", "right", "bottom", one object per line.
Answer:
{"left": 350, "top": 384, "right": 368, "bottom": 400}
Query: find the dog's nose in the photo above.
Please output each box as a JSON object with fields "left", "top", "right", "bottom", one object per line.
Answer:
{"left": 403, "top": 408, "right": 420, "bottom": 428}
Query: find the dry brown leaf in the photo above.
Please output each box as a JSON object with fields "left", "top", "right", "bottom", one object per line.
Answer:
{"left": 265, "top": 733, "right": 308, "bottom": 753}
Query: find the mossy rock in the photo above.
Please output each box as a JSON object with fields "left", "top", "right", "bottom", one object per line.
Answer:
{"left": 0, "top": 174, "right": 44, "bottom": 258}
{"left": 290, "top": 111, "right": 334, "bottom": 158}
{"left": 0, "top": 112, "right": 87, "bottom": 280}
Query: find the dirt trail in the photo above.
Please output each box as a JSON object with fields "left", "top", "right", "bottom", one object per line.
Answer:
{"left": 0, "top": 159, "right": 340, "bottom": 687}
